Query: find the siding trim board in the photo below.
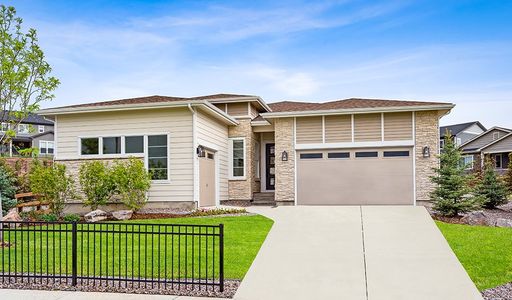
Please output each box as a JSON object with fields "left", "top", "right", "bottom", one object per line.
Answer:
{"left": 295, "top": 140, "right": 414, "bottom": 150}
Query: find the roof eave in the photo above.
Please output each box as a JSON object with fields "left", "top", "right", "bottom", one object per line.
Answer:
{"left": 260, "top": 104, "right": 455, "bottom": 118}
{"left": 206, "top": 96, "right": 272, "bottom": 112}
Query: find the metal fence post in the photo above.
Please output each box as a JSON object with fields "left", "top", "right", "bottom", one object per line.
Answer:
{"left": 219, "top": 223, "right": 224, "bottom": 292}
{"left": 71, "top": 221, "right": 78, "bottom": 286}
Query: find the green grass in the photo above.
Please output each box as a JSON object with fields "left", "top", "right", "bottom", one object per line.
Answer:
{"left": 0, "top": 215, "right": 273, "bottom": 280}
{"left": 436, "top": 221, "right": 512, "bottom": 290}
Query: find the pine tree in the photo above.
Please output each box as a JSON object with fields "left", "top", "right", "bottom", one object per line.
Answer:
{"left": 476, "top": 159, "right": 509, "bottom": 208}
{"left": 504, "top": 153, "right": 512, "bottom": 194}
{"left": 430, "top": 131, "right": 482, "bottom": 216}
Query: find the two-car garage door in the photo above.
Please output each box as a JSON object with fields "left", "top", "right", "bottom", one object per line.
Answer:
{"left": 297, "top": 148, "right": 414, "bottom": 205}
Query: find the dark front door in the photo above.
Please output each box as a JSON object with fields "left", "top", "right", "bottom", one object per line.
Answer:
{"left": 265, "top": 143, "right": 275, "bottom": 190}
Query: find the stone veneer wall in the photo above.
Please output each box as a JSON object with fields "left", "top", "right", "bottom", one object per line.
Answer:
{"left": 415, "top": 111, "right": 440, "bottom": 204}
{"left": 274, "top": 118, "right": 295, "bottom": 205}
{"left": 228, "top": 119, "right": 259, "bottom": 201}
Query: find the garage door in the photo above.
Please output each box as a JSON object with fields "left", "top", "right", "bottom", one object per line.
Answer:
{"left": 297, "top": 148, "right": 413, "bottom": 205}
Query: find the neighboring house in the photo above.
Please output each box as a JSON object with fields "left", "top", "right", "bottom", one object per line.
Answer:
{"left": 0, "top": 111, "right": 55, "bottom": 157}
{"left": 38, "top": 94, "right": 453, "bottom": 211}
{"left": 460, "top": 126, "right": 512, "bottom": 174}
{"left": 440, "top": 121, "right": 486, "bottom": 148}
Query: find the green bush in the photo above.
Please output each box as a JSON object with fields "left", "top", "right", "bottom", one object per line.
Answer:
{"left": 476, "top": 160, "right": 509, "bottom": 208}
{"left": 0, "top": 161, "right": 17, "bottom": 214}
{"left": 504, "top": 153, "right": 512, "bottom": 194}
{"left": 430, "top": 131, "right": 482, "bottom": 216}
{"left": 40, "top": 213, "right": 58, "bottom": 222}
{"left": 29, "top": 161, "right": 77, "bottom": 218}
{"left": 63, "top": 213, "right": 81, "bottom": 222}
{"left": 111, "top": 158, "right": 151, "bottom": 211}
{"left": 79, "top": 161, "right": 115, "bottom": 210}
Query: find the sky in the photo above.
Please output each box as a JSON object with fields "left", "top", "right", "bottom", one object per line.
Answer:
{"left": 4, "top": 0, "right": 512, "bottom": 127}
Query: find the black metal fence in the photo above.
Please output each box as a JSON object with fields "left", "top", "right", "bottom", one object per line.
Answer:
{"left": 0, "top": 221, "right": 224, "bottom": 292}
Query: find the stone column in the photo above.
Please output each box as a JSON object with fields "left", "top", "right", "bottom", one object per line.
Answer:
{"left": 415, "top": 111, "right": 440, "bottom": 205}
{"left": 274, "top": 118, "right": 295, "bottom": 205}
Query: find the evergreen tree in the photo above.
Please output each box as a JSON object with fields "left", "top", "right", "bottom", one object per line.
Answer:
{"left": 430, "top": 131, "right": 481, "bottom": 216}
{"left": 504, "top": 153, "right": 512, "bottom": 194}
{"left": 476, "top": 159, "right": 509, "bottom": 208}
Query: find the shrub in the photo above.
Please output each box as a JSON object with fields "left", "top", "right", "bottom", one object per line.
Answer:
{"left": 63, "top": 213, "right": 81, "bottom": 222}
{"left": 0, "top": 161, "right": 17, "bottom": 215}
{"left": 476, "top": 160, "right": 509, "bottom": 208}
{"left": 430, "top": 131, "right": 482, "bottom": 216}
{"left": 504, "top": 153, "right": 512, "bottom": 194}
{"left": 29, "top": 161, "right": 77, "bottom": 218}
{"left": 40, "top": 213, "right": 58, "bottom": 222}
{"left": 111, "top": 158, "right": 151, "bottom": 211}
{"left": 79, "top": 161, "right": 115, "bottom": 210}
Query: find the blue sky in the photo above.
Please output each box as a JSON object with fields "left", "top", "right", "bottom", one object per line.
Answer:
{"left": 5, "top": 0, "right": 512, "bottom": 127}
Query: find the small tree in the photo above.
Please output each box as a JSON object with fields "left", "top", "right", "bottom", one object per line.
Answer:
{"left": 475, "top": 159, "right": 509, "bottom": 208}
{"left": 0, "top": 5, "right": 59, "bottom": 146}
{"left": 79, "top": 161, "right": 115, "bottom": 210}
{"left": 504, "top": 153, "right": 512, "bottom": 194}
{"left": 430, "top": 131, "right": 482, "bottom": 216}
{"left": 29, "top": 161, "right": 77, "bottom": 218}
{"left": 111, "top": 158, "right": 151, "bottom": 211}
{"left": 0, "top": 161, "right": 17, "bottom": 215}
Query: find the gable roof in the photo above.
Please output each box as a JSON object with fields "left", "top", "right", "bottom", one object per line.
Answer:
{"left": 0, "top": 110, "right": 54, "bottom": 126}
{"left": 440, "top": 121, "right": 486, "bottom": 138}
{"left": 480, "top": 132, "right": 512, "bottom": 152}
{"left": 460, "top": 126, "right": 512, "bottom": 151}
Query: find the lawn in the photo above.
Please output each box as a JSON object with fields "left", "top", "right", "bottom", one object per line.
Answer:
{"left": 0, "top": 214, "right": 273, "bottom": 280}
{"left": 436, "top": 221, "right": 512, "bottom": 290}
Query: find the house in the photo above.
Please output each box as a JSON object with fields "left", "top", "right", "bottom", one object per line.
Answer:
{"left": 0, "top": 111, "right": 55, "bottom": 157}
{"left": 460, "top": 126, "right": 512, "bottom": 174}
{"left": 38, "top": 94, "right": 453, "bottom": 211}
{"left": 439, "top": 121, "right": 486, "bottom": 148}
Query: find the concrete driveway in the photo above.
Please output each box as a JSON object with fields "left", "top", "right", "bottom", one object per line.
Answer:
{"left": 235, "top": 206, "right": 482, "bottom": 300}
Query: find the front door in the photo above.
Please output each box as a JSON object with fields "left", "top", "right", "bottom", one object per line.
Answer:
{"left": 265, "top": 143, "right": 275, "bottom": 190}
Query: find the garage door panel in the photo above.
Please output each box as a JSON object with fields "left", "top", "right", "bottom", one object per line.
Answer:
{"left": 297, "top": 149, "right": 413, "bottom": 205}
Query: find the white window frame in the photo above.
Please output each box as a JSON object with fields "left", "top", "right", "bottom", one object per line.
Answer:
{"left": 18, "top": 123, "right": 29, "bottom": 134}
{"left": 228, "top": 137, "right": 246, "bottom": 180}
{"left": 495, "top": 153, "right": 503, "bottom": 169}
{"left": 440, "top": 139, "right": 445, "bottom": 149}
{"left": 462, "top": 155, "right": 474, "bottom": 170}
{"left": 455, "top": 137, "right": 462, "bottom": 146}
{"left": 146, "top": 134, "right": 170, "bottom": 183}
{"left": 39, "top": 140, "right": 54, "bottom": 155}
{"left": 493, "top": 132, "right": 500, "bottom": 140}
{"left": 38, "top": 125, "right": 45, "bottom": 133}
{"left": 0, "top": 122, "right": 9, "bottom": 132}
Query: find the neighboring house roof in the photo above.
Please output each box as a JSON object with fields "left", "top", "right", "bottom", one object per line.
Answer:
{"left": 188, "top": 93, "right": 257, "bottom": 100}
{"left": 263, "top": 98, "right": 454, "bottom": 117}
{"left": 31, "top": 130, "right": 55, "bottom": 139}
{"left": 479, "top": 132, "right": 512, "bottom": 152}
{"left": 0, "top": 110, "right": 54, "bottom": 126}
{"left": 48, "top": 95, "right": 189, "bottom": 110}
{"left": 460, "top": 126, "right": 512, "bottom": 152}
{"left": 439, "top": 121, "right": 486, "bottom": 138}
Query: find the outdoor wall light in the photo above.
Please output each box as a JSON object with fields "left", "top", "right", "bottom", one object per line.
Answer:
{"left": 196, "top": 146, "right": 205, "bottom": 157}
{"left": 281, "top": 151, "right": 288, "bottom": 161}
{"left": 422, "top": 146, "right": 430, "bottom": 158}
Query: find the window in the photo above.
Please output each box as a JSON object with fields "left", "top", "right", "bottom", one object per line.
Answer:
{"left": 18, "top": 123, "right": 29, "bottom": 134}
{"left": 383, "top": 151, "right": 410, "bottom": 157}
{"left": 455, "top": 137, "right": 462, "bottom": 146}
{"left": 355, "top": 151, "right": 378, "bottom": 158}
{"left": 255, "top": 141, "right": 260, "bottom": 179}
{"left": 229, "top": 138, "right": 245, "bottom": 178}
{"left": 440, "top": 139, "right": 445, "bottom": 149}
{"left": 38, "top": 125, "right": 45, "bottom": 133}
{"left": 300, "top": 153, "right": 323, "bottom": 159}
{"left": 493, "top": 132, "right": 500, "bottom": 140}
{"left": 148, "top": 135, "right": 168, "bottom": 180}
{"left": 125, "top": 136, "right": 144, "bottom": 153}
{"left": 81, "top": 138, "right": 99, "bottom": 155}
{"left": 102, "top": 137, "right": 121, "bottom": 154}
{"left": 0, "top": 123, "right": 9, "bottom": 132}
{"left": 39, "top": 140, "right": 54, "bottom": 155}
{"left": 495, "top": 154, "right": 503, "bottom": 169}
{"left": 327, "top": 152, "right": 350, "bottom": 159}
{"left": 461, "top": 155, "right": 474, "bottom": 170}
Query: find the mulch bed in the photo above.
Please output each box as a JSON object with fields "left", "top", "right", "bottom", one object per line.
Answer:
{"left": 482, "top": 282, "right": 512, "bottom": 300}
{"left": 0, "top": 277, "right": 239, "bottom": 298}
{"left": 429, "top": 202, "right": 512, "bottom": 226}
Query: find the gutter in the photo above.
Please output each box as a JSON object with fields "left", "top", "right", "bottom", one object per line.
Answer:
{"left": 260, "top": 104, "right": 455, "bottom": 118}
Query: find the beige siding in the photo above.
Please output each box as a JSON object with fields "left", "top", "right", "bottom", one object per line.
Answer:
{"left": 296, "top": 116, "right": 322, "bottom": 144}
{"left": 324, "top": 115, "right": 351, "bottom": 143}
{"left": 483, "top": 134, "right": 512, "bottom": 153}
{"left": 213, "top": 103, "right": 226, "bottom": 112}
{"left": 227, "top": 103, "right": 248, "bottom": 117}
{"left": 463, "top": 129, "right": 510, "bottom": 150}
{"left": 249, "top": 103, "right": 260, "bottom": 119}
{"left": 196, "top": 111, "right": 229, "bottom": 202}
{"left": 383, "top": 112, "right": 413, "bottom": 141}
{"left": 55, "top": 108, "right": 194, "bottom": 202}
{"left": 354, "top": 113, "right": 381, "bottom": 142}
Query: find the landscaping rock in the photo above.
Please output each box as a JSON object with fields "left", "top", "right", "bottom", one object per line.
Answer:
{"left": 1, "top": 208, "right": 22, "bottom": 222}
{"left": 112, "top": 210, "right": 133, "bottom": 220}
{"left": 461, "top": 211, "right": 490, "bottom": 226}
{"left": 495, "top": 218, "right": 512, "bottom": 228}
{"left": 84, "top": 210, "right": 108, "bottom": 222}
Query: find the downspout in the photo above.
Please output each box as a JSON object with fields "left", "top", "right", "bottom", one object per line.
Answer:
{"left": 188, "top": 104, "right": 199, "bottom": 207}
